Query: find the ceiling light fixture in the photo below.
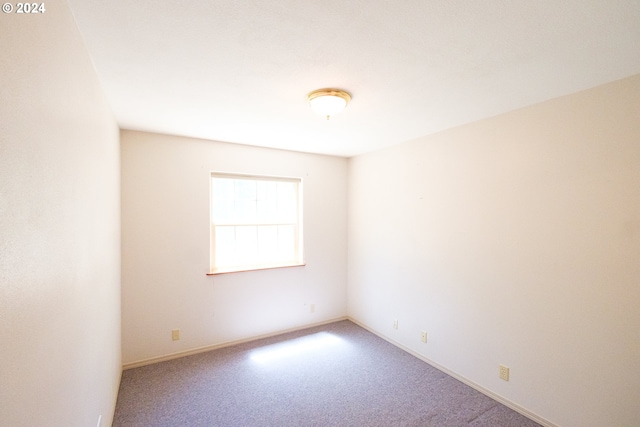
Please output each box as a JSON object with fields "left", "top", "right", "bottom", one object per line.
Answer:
{"left": 307, "top": 88, "right": 351, "bottom": 120}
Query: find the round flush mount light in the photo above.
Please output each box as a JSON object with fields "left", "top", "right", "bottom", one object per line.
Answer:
{"left": 307, "top": 88, "right": 351, "bottom": 120}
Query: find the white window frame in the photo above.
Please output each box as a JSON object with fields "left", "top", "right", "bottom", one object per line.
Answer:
{"left": 208, "top": 172, "right": 304, "bottom": 275}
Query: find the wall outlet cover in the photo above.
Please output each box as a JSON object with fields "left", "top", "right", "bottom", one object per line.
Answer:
{"left": 499, "top": 365, "right": 510, "bottom": 381}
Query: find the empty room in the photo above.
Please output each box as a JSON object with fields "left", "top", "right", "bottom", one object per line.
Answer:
{"left": 1, "top": 1, "right": 639, "bottom": 426}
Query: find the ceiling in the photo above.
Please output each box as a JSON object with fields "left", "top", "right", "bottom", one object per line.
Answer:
{"left": 67, "top": 0, "right": 640, "bottom": 157}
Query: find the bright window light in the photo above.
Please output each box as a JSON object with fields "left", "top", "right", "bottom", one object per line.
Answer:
{"left": 210, "top": 173, "right": 303, "bottom": 274}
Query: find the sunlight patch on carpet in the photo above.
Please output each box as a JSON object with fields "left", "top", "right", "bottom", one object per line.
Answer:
{"left": 249, "top": 332, "right": 346, "bottom": 365}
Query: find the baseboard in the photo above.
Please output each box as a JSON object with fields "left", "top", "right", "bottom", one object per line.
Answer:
{"left": 123, "top": 315, "right": 557, "bottom": 426}
{"left": 346, "top": 316, "right": 558, "bottom": 427}
{"left": 122, "top": 316, "right": 348, "bottom": 370}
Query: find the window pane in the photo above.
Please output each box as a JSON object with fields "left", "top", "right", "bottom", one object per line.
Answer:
{"left": 278, "top": 225, "right": 295, "bottom": 261}
{"left": 257, "top": 225, "right": 278, "bottom": 263}
{"left": 235, "top": 226, "right": 258, "bottom": 265}
{"left": 279, "top": 199, "right": 296, "bottom": 223}
{"left": 257, "top": 181, "right": 278, "bottom": 222}
{"left": 278, "top": 181, "right": 297, "bottom": 223}
{"left": 256, "top": 180, "right": 276, "bottom": 201}
{"left": 212, "top": 178, "right": 234, "bottom": 200}
{"left": 257, "top": 198, "right": 278, "bottom": 223}
{"left": 212, "top": 199, "right": 233, "bottom": 222}
{"left": 215, "top": 226, "right": 235, "bottom": 267}
{"left": 277, "top": 181, "right": 296, "bottom": 201}
{"left": 211, "top": 173, "right": 302, "bottom": 272}
{"left": 235, "top": 179, "right": 256, "bottom": 200}
{"left": 234, "top": 200, "right": 256, "bottom": 222}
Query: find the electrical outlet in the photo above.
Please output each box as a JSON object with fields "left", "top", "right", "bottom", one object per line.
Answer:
{"left": 172, "top": 329, "right": 180, "bottom": 341}
{"left": 393, "top": 319, "right": 398, "bottom": 329}
{"left": 499, "top": 364, "right": 509, "bottom": 381}
{"left": 420, "top": 331, "right": 427, "bottom": 343}
{"left": 310, "top": 303, "right": 315, "bottom": 313}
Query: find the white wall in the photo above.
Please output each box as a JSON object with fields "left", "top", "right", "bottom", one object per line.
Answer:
{"left": 0, "top": 2, "right": 121, "bottom": 427}
{"left": 348, "top": 75, "right": 640, "bottom": 427}
{"left": 120, "top": 130, "right": 347, "bottom": 365}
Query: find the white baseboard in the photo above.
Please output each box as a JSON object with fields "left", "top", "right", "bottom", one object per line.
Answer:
{"left": 122, "top": 316, "right": 348, "bottom": 370}
{"left": 122, "top": 315, "right": 557, "bottom": 427}
{"left": 346, "top": 316, "right": 558, "bottom": 427}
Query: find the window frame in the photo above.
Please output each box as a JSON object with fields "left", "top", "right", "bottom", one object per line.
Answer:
{"left": 208, "top": 172, "right": 305, "bottom": 275}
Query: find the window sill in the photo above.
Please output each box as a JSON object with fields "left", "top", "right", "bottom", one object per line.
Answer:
{"left": 207, "top": 262, "right": 306, "bottom": 276}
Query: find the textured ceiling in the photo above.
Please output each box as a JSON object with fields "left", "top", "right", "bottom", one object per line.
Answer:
{"left": 67, "top": 0, "right": 640, "bottom": 157}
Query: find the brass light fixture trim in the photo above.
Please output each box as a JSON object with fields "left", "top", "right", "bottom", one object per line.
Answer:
{"left": 307, "top": 88, "right": 352, "bottom": 120}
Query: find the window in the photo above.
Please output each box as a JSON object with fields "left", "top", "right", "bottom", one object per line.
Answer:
{"left": 209, "top": 173, "right": 304, "bottom": 274}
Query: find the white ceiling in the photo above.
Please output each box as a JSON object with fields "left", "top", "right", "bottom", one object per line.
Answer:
{"left": 67, "top": 0, "right": 640, "bottom": 157}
